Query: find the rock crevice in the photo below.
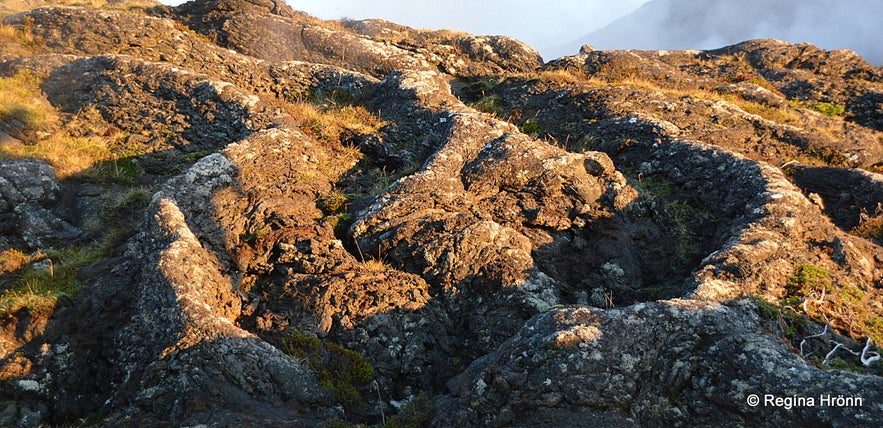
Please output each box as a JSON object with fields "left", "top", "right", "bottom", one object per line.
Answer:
{"left": 1, "top": 1, "right": 881, "bottom": 426}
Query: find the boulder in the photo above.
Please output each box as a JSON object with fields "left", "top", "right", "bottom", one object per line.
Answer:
{"left": 435, "top": 301, "right": 883, "bottom": 427}
{"left": 0, "top": 1, "right": 881, "bottom": 426}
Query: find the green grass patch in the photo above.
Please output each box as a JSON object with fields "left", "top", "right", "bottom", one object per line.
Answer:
{"left": 778, "top": 264, "right": 883, "bottom": 345}
{"left": 459, "top": 76, "right": 507, "bottom": 117}
{"left": 628, "top": 172, "right": 713, "bottom": 266}
{"left": 320, "top": 191, "right": 350, "bottom": 214}
{"left": 282, "top": 333, "right": 374, "bottom": 412}
{"left": 0, "top": 246, "right": 103, "bottom": 315}
{"left": 661, "top": 201, "right": 708, "bottom": 263}
{"left": 325, "top": 212, "right": 354, "bottom": 238}
{"left": 76, "top": 157, "right": 142, "bottom": 186}
{"left": 458, "top": 76, "right": 503, "bottom": 100}
{"left": 787, "top": 263, "right": 831, "bottom": 295}
{"left": 381, "top": 393, "right": 435, "bottom": 428}
{"left": 519, "top": 118, "right": 541, "bottom": 136}
{"left": 634, "top": 174, "right": 674, "bottom": 197}
{"left": 471, "top": 94, "right": 505, "bottom": 117}
{"left": 804, "top": 101, "right": 846, "bottom": 118}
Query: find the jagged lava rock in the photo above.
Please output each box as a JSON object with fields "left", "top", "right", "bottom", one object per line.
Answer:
{"left": 0, "top": 0, "right": 881, "bottom": 426}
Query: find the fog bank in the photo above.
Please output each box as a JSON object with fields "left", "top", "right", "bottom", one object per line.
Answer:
{"left": 573, "top": 0, "right": 882, "bottom": 65}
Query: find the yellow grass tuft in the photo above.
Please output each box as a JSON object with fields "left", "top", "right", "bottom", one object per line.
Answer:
{"left": 534, "top": 69, "right": 595, "bottom": 86}
{"left": 0, "top": 71, "right": 57, "bottom": 128}
{"left": 0, "top": 134, "right": 113, "bottom": 178}
{"left": 0, "top": 248, "right": 31, "bottom": 275}
{"left": 0, "top": 72, "right": 115, "bottom": 177}
{"left": 285, "top": 101, "right": 385, "bottom": 145}
{"left": 361, "top": 258, "right": 391, "bottom": 273}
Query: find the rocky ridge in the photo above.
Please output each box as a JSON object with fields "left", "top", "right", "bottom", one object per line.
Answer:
{"left": 0, "top": 0, "right": 882, "bottom": 426}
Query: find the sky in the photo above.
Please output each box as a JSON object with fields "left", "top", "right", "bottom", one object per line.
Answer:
{"left": 575, "top": 0, "right": 882, "bottom": 66}
{"left": 159, "top": 1, "right": 881, "bottom": 65}
{"left": 288, "top": 0, "right": 649, "bottom": 57}
{"left": 160, "top": 0, "right": 651, "bottom": 59}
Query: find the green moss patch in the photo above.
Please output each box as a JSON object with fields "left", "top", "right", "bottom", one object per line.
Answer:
{"left": 282, "top": 333, "right": 374, "bottom": 412}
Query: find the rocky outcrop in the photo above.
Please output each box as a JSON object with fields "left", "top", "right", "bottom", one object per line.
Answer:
{"left": 536, "top": 41, "right": 883, "bottom": 167}
{"left": 170, "top": 0, "right": 542, "bottom": 78}
{"left": 1, "top": 1, "right": 881, "bottom": 426}
{"left": 436, "top": 301, "right": 883, "bottom": 427}
{"left": 106, "top": 149, "right": 342, "bottom": 425}
{"left": 571, "top": 0, "right": 883, "bottom": 67}
{"left": 0, "top": 159, "right": 79, "bottom": 249}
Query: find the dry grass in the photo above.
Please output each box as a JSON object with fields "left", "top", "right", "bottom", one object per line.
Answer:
{"left": 0, "top": 0, "right": 40, "bottom": 18}
{"left": 0, "top": 72, "right": 114, "bottom": 177}
{"left": 726, "top": 96, "right": 801, "bottom": 124}
{"left": 0, "top": 248, "right": 32, "bottom": 275}
{"left": 609, "top": 75, "right": 802, "bottom": 124}
{"left": 414, "top": 28, "right": 469, "bottom": 44}
{"left": 285, "top": 101, "right": 385, "bottom": 146}
{"left": 853, "top": 215, "right": 883, "bottom": 241}
{"left": 1, "top": 0, "right": 159, "bottom": 18}
{"left": 534, "top": 69, "right": 595, "bottom": 86}
{"left": 361, "top": 258, "right": 391, "bottom": 273}
{"left": 0, "top": 70, "right": 55, "bottom": 125}
{"left": 0, "top": 17, "right": 47, "bottom": 56}
{"left": 0, "top": 135, "right": 113, "bottom": 178}
{"left": 292, "top": 11, "right": 352, "bottom": 34}
{"left": 0, "top": 246, "right": 102, "bottom": 315}
{"left": 264, "top": 93, "right": 388, "bottom": 187}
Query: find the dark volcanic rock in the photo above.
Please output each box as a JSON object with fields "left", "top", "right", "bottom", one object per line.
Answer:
{"left": 435, "top": 301, "right": 883, "bottom": 427}
{"left": 0, "top": 159, "right": 59, "bottom": 211}
{"left": 0, "top": 1, "right": 882, "bottom": 427}
{"left": 171, "top": 0, "right": 435, "bottom": 74}
{"left": 0, "top": 159, "right": 79, "bottom": 249}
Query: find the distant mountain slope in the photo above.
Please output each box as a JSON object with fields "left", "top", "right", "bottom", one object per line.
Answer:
{"left": 571, "top": 0, "right": 883, "bottom": 65}
{"left": 2, "top": 1, "right": 883, "bottom": 426}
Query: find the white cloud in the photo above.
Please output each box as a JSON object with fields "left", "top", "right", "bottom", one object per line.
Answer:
{"left": 160, "top": 0, "right": 650, "bottom": 59}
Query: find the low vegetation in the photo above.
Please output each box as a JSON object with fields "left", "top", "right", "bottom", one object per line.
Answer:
{"left": 280, "top": 89, "right": 387, "bottom": 190}
{"left": 0, "top": 246, "right": 103, "bottom": 315}
{"left": 0, "top": 16, "right": 46, "bottom": 56}
{"left": 459, "top": 76, "right": 506, "bottom": 117}
{"left": 0, "top": 71, "right": 121, "bottom": 178}
{"left": 760, "top": 263, "right": 883, "bottom": 347}
{"left": 631, "top": 173, "right": 713, "bottom": 265}
{"left": 0, "top": 71, "right": 56, "bottom": 134}
{"left": 0, "top": 182, "right": 146, "bottom": 316}
{"left": 471, "top": 94, "right": 505, "bottom": 117}
{"left": 0, "top": 69, "right": 151, "bottom": 316}
{"left": 380, "top": 393, "right": 435, "bottom": 428}
{"left": 518, "top": 118, "right": 541, "bottom": 136}
{"left": 287, "top": 89, "right": 387, "bottom": 147}
{"left": 789, "top": 100, "right": 847, "bottom": 118}
{"left": 534, "top": 69, "right": 595, "bottom": 86}
{"left": 282, "top": 332, "right": 374, "bottom": 412}
{"left": 852, "top": 215, "right": 883, "bottom": 242}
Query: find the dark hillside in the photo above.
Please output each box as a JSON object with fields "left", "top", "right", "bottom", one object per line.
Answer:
{"left": 0, "top": 1, "right": 881, "bottom": 426}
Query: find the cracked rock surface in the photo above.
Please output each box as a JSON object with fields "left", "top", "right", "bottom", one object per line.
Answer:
{"left": 0, "top": 1, "right": 881, "bottom": 426}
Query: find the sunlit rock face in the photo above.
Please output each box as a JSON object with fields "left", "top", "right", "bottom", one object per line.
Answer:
{"left": 0, "top": 1, "right": 881, "bottom": 426}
